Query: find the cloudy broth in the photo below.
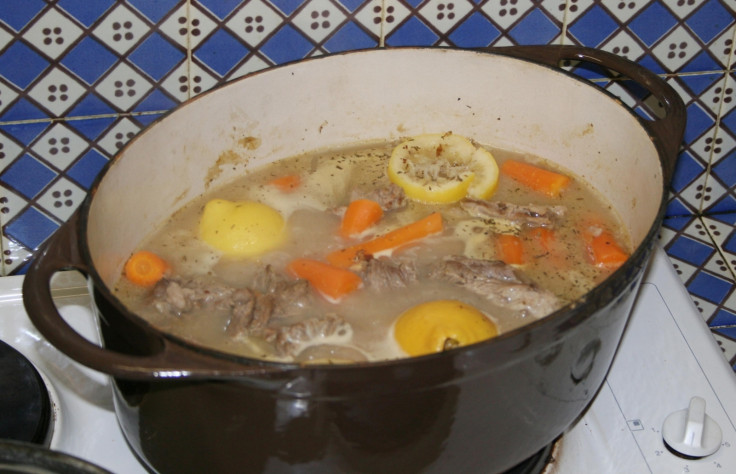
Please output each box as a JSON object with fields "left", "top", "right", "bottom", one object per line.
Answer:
{"left": 114, "top": 140, "right": 630, "bottom": 363}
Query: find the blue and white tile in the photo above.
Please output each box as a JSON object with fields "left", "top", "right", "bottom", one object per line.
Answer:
{"left": 665, "top": 79, "right": 715, "bottom": 215}
{"left": 90, "top": 2, "right": 153, "bottom": 56}
{"left": 1, "top": 233, "right": 32, "bottom": 276}
{"left": 708, "top": 22, "right": 736, "bottom": 69}
{"left": 712, "top": 331, "right": 736, "bottom": 370}
{"left": 23, "top": 7, "right": 85, "bottom": 61}
{"left": 567, "top": 1, "right": 632, "bottom": 49}
{"left": 662, "top": 215, "right": 717, "bottom": 286}
{"left": 0, "top": 0, "right": 734, "bottom": 372}
{"left": 0, "top": 116, "right": 155, "bottom": 274}
{"left": 384, "top": 0, "right": 442, "bottom": 47}
{"left": 705, "top": 73, "right": 736, "bottom": 214}
{"left": 699, "top": 122, "right": 735, "bottom": 215}
{"left": 661, "top": 213, "right": 736, "bottom": 366}
{"left": 160, "top": 2, "right": 213, "bottom": 50}
{"left": 676, "top": 0, "right": 736, "bottom": 69}
{"left": 661, "top": 215, "right": 703, "bottom": 282}
{"left": 220, "top": 0, "right": 287, "bottom": 50}
{"left": 666, "top": 215, "right": 736, "bottom": 323}
{"left": 704, "top": 212, "right": 736, "bottom": 283}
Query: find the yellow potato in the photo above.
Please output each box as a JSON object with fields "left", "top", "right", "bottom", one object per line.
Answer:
{"left": 199, "top": 199, "right": 286, "bottom": 258}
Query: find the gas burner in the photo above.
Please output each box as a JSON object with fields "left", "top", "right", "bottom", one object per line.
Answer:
{"left": 0, "top": 439, "right": 111, "bottom": 473}
{"left": 0, "top": 339, "right": 53, "bottom": 446}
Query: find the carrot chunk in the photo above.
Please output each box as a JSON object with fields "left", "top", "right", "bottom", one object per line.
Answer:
{"left": 586, "top": 229, "right": 629, "bottom": 269}
{"left": 496, "top": 234, "right": 524, "bottom": 265}
{"left": 340, "top": 199, "right": 384, "bottom": 237}
{"left": 287, "top": 258, "right": 362, "bottom": 301}
{"left": 124, "top": 251, "right": 169, "bottom": 287}
{"left": 528, "top": 227, "right": 555, "bottom": 252}
{"left": 328, "top": 212, "right": 443, "bottom": 268}
{"left": 268, "top": 174, "right": 301, "bottom": 192}
{"left": 525, "top": 227, "right": 570, "bottom": 268}
{"left": 500, "top": 160, "right": 570, "bottom": 197}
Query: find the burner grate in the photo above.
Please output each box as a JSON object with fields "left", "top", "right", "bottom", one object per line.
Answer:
{"left": 0, "top": 339, "right": 52, "bottom": 446}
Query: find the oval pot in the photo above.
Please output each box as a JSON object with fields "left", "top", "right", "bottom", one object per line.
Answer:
{"left": 23, "top": 46, "right": 685, "bottom": 474}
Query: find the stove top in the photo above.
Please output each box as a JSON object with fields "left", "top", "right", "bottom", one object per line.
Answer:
{"left": 1, "top": 247, "right": 735, "bottom": 473}
{"left": 548, "top": 249, "right": 736, "bottom": 473}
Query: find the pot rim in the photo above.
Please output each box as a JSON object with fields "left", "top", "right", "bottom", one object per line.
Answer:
{"left": 79, "top": 46, "right": 676, "bottom": 372}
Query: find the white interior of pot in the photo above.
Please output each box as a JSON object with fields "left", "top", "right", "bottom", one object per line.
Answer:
{"left": 87, "top": 48, "right": 662, "bottom": 287}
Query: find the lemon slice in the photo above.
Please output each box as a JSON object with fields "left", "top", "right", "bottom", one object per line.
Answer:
{"left": 388, "top": 133, "right": 499, "bottom": 203}
{"left": 393, "top": 299, "right": 498, "bottom": 356}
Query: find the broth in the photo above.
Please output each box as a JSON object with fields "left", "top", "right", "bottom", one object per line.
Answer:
{"left": 114, "top": 138, "right": 630, "bottom": 363}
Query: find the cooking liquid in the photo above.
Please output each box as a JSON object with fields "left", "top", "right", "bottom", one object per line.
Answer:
{"left": 113, "top": 142, "right": 629, "bottom": 362}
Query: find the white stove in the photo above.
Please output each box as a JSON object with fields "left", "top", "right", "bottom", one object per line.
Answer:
{"left": 1, "top": 247, "right": 735, "bottom": 473}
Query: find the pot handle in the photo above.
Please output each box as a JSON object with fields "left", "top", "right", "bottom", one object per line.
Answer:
{"left": 23, "top": 212, "right": 290, "bottom": 380}
{"left": 486, "top": 45, "right": 686, "bottom": 182}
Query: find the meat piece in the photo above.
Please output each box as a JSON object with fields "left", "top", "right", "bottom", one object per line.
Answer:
{"left": 428, "top": 256, "right": 563, "bottom": 319}
{"left": 151, "top": 268, "right": 352, "bottom": 357}
{"left": 352, "top": 183, "right": 407, "bottom": 212}
{"left": 429, "top": 255, "right": 520, "bottom": 283}
{"left": 152, "top": 277, "right": 273, "bottom": 335}
{"left": 249, "top": 294, "right": 274, "bottom": 330}
{"left": 226, "top": 290, "right": 272, "bottom": 336}
{"left": 252, "top": 264, "right": 288, "bottom": 293}
{"left": 152, "top": 277, "right": 252, "bottom": 316}
{"left": 460, "top": 199, "right": 566, "bottom": 229}
{"left": 463, "top": 280, "right": 562, "bottom": 319}
{"left": 254, "top": 265, "right": 313, "bottom": 317}
{"left": 360, "top": 258, "right": 417, "bottom": 290}
{"left": 152, "top": 279, "right": 194, "bottom": 315}
{"left": 256, "top": 314, "right": 351, "bottom": 356}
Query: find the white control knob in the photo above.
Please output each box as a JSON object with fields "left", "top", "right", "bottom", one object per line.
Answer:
{"left": 662, "top": 396, "right": 722, "bottom": 458}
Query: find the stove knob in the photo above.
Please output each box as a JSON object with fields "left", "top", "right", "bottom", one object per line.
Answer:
{"left": 662, "top": 396, "right": 722, "bottom": 458}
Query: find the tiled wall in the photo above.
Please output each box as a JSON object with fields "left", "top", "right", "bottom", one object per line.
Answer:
{"left": 1, "top": 1, "right": 735, "bottom": 366}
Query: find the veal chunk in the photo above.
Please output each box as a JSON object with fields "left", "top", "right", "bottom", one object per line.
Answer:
{"left": 460, "top": 199, "right": 566, "bottom": 229}
{"left": 360, "top": 258, "right": 417, "bottom": 290}
{"left": 151, "top": 266, "right": 350, "bottom": 356}
{"left": 152, "top": 277, "right": 252, "bottom": 316}
{"left": 256, "top": 314, "right": 350, "bottom": 357}
{"left": 428, "top": 256, "right": 563, "bottom": 319}
{"left": 352, "top": 183, "right": 407, "bottom": 212}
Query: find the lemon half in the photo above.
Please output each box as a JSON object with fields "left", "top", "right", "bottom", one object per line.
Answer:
{"left": 393, "top": 299, "right": 498, "bottom": 356}
{"left": 388, "top": 133, "right": 499, "bottom": 203}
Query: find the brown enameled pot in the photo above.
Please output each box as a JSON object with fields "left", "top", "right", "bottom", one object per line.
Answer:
{"left": 23, "top": 46, "right": 685, "bottom": 474}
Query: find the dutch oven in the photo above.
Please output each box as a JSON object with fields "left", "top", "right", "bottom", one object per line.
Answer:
{"left": 23, "top": 46, "right": 685, "bottom": 473}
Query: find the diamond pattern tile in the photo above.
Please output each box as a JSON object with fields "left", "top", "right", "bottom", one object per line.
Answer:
{"left": 27, "top": 67, "right": 88, "bottom": 117}
{"left": 292, "top": 0, "right": 348, "bottom": 42}
{"left": 480, "top": 0, "right": 539, "bottom": 30}
{"left": 224, "top": 0, "right": 285, "bottom": 48}
{"left": 706, "top": 213, "right": 736, "bottom": 281}
{"left": 92, "top": 3, "right": 152, "bottom": 55}
{"left": 0, "top": 0, "right": 734, "bottom": 373}
{"left": 160, "top": 3, "right": 213, "bottom": 50}
{"left": 0, "top": 41, "right": 49, "bottom": 90}
{"left": 128, "top": 32, "right": 186, "bottom": 81}
{"left": 24, "top": 7, "right": 85, "bottom": 60}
